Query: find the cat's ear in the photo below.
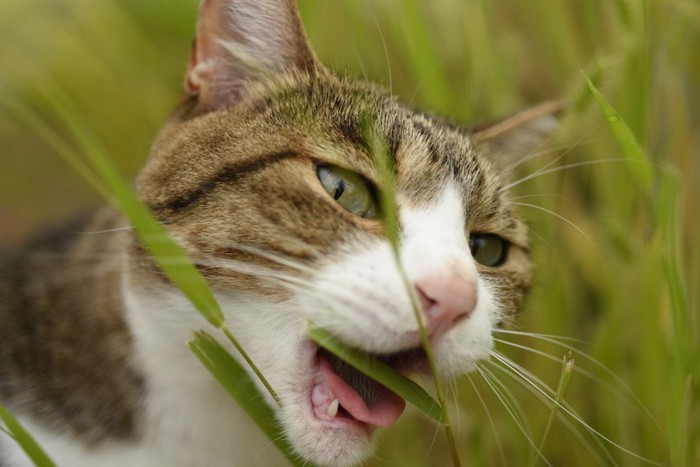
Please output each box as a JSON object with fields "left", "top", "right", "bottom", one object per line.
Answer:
{"left": 184, "top": 0, "right": 317, "bottom": 111}
{"left": 471, "top": 101, "right": 565, "bottom": 171}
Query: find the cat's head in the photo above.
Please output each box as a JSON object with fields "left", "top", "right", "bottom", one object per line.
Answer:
{"left": 131, "top": 0, "right": 557, "bottom": 465}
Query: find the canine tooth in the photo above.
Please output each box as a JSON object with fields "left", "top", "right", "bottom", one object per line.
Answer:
{"left": 326, "top": 399, "right": 339, "bottom": 418}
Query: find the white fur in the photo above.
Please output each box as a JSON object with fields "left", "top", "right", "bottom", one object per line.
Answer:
{"left": 1, "top": 285, "right": 288, "bottom": 467}
{"left": 1, "top": 185, "right": 500, "bottom": 467}
{"left": 300, "top": 185, "right": 497, "bottom": 371}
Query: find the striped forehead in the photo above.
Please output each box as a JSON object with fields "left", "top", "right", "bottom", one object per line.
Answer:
{"left": 253, "top": 76, "right": 505, "bottom": 222}
{"left": 311, "top": 110, "right": 505, "bottom": 226}
{"left": 390, "top": 113, "right": 502, "bottom": 224}
{"left": 252, "top": 76, "right": 497, "bottom": 206}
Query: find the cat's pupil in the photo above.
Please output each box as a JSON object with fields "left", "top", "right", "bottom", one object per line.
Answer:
{"left": 333, "top": 179, "right": 346, "bottom": 200}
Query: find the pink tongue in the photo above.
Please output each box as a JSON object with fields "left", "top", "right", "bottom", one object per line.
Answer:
{"left": 319, "top": 358, "right": 406, "bottom": 427}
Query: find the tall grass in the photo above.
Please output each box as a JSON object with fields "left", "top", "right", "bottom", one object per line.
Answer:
{"left": 0, "top": 0, "right": 697, "bottom": 466}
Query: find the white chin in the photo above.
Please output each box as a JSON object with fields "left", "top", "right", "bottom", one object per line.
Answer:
{"left": 273, "top": 347, "right": 373, "bottom": 466}
{"left": 281, "top": 403, "right": 373, "bottom": 467}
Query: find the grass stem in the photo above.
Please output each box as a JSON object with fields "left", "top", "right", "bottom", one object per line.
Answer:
{"left": 221, "top": 325, "right": 281, "bottom": 407}
{"left": 530, "top": 352, "right": 574, "bottom": 467}
{"left": 0, "top": 402, "right": 57, "bottom": 467}
{"left": 366, "top": 116, "right": 462, "bottom": 466}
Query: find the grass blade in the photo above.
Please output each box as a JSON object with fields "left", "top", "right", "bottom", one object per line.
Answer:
{"left": 36, "top": 81, "right": 225, "bottom": 329}
{"left": 530, "top": 352, "right": 575, "bottom": 467}
{"left": 306, "top": 324, "right": 444, "bottom": 423}
{"left": 0, "top": 86, "right": 110, "bottom": 201}
{"left": 657, "top": 166, "right": 690, "bottom": 364}
{"left": 187, "top": 332, "right": 305, "bottom": 466}
{"left": 364, "top": 117, "right": 462, "bottom": 465}
{"left": 221, "top": 326, "right": 281, "bottom": 406}
{"left": 657, "top": 165, "right": 692, "bottom": 466}
{"left": 0, "top": 402, "right": 57, "bottom": 467}
{"left": 583, "top": 72, "right": 654, "bottom": 191}
{"left": 11, "top": 81, "right": 279, "bottom": 407}
{"left": 394, "top": 0, "right": 452, "bottom": 114}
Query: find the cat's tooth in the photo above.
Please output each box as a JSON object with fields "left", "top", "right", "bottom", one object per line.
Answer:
{"left": 326, "top": 398, "right": 339, "bottom": 418}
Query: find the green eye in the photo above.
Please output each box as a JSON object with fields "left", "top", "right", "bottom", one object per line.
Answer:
{"left": 469, "top": 234, "right": 508, "bottom": 267}
{"left": 317, "top": 165, "right": 377, "bottom": 218}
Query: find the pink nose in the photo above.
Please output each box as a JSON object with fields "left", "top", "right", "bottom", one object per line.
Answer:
{"left": 414, "top": 276, "right": 477, "bottom": 338}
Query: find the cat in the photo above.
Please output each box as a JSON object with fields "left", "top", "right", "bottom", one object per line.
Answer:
{"left": 0, "top": 0, "right": 559, "bottom": 466}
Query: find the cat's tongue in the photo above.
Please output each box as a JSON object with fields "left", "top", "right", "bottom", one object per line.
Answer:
{"left": 315, "top": 357, "right": 405, "bottom": 427}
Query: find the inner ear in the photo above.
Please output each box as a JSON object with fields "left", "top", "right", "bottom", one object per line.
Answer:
{"left": 185, "top": 0, "right": 318, "bottom": 112}
{"left": 471, "top": 101, "right": 565, "bottom": 172}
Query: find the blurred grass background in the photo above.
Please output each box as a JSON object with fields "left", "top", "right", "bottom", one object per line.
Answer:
{"left": 0, "top": 0, "right": 697, "bottom": 465}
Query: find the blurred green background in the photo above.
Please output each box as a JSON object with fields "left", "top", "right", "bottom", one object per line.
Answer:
{"left": 0, "top": 0, "right": 698, "bottom": 465}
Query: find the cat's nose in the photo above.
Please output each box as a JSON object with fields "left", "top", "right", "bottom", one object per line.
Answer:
{"left": 414, "top": 275, "right": 477, "bottom": 339}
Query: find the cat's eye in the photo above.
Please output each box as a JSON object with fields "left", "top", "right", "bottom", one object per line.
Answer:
{"left": 317, "top": 165, "right": 378, "bottom": 218}
{"left": 469, "top": 234, "right": 508, "bottom": 267}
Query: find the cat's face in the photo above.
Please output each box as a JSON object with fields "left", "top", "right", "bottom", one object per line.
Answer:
{"left": 129, "top": 1, "right": 551, "bottom": 465}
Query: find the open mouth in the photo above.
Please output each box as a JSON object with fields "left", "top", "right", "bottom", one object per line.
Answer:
{"left": 310, "top": 346, "right": 428, "bottom": 429}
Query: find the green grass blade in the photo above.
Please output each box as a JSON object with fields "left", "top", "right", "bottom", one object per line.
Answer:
{"left": 0, "top": 86, "right": 110, "bottom": 200}
{"left": 365, "top": 125, "right": 399, "bottom": 255}
{"left": 395, "top": 0, "right": 452, "bottom": 114}
{"left": 306, "top": 324, "right": 444, "bottom": 423}
{"left": 0, "top": 402, "right": 57, "bottom": 467}
{"left": 24, "top": 81, "right": 279, "bottom": 410}
{"left": 187, "top": 332, "right": 305, "bottom": 467}
{"left": 221, "top": 326, "right": 281, "bottom": 406}
{"left": 657, "top": 166, "right": 690, "bottom": 362}
{"left": 530, "top": 352, "right": 575, "bottom": 467}
{"left": 657, "top": 165, "right": 691, "bottom": 467}
{"left": 364, "top": 117, "right": 461, "bottom": 466}
{"left": 583, "top": 72, "right": 654, "bottom": 191}
{"left": 36, "top": 81, "right": 225, "bottom": 328}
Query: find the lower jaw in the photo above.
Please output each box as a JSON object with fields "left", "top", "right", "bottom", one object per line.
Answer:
{"left": 310, "top": 403, "right": 376, "bottom": 434}
{"left": 286, "top": 419, "right": 375, "bottom": 467}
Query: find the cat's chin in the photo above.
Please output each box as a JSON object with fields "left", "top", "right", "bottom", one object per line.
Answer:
{"left": 278, "top": 344, "right": 411, "bottom": 466}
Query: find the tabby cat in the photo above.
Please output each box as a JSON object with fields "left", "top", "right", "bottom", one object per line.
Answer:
{"left": 0, "top": 0, "right": 559, "bottom": 465}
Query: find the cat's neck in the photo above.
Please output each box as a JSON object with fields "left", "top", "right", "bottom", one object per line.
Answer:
{"left": 0, "top": 208, "right": 285, "bottom": 466}
{"left": 119, "top": 285, "right": 286, "bottom": 467}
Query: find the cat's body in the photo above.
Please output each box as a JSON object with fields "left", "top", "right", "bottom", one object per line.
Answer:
{"left": 0, "top": 1, "right": 557, "bottom": 466}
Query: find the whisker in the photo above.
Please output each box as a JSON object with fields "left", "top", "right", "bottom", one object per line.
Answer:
{"left": 477, "top": 365, "right": 550, "bottom": 467}
{"left": 492, "top": 329, "right": 661, "bottom": 429}
{"left": 508, "top": 158, "right": 656, "bottom": 193}
{"left": 512, "top": 201, "right": 599, "bottom": 256}
{"left": 425, "top": 414, "right": 442, "bottom": 460}
{"left": 350, "top": 43, "right": 369, "bottom": 82}
{"left": 502, "top": 125, "right": 600, "bottom": 188}
{"left": 466, "top": 374, "right": 507, "bottom": 467}
{"left": 448, "top": 378, "right": 461, "bottom": 435}
{"left": 75, "top": 226, "right": 134, "bottom": 234}
{"left": 493, "top": 328, "right": 588, "bottom": 344}
{"left": 487, "top": 358, "right": 618, "bottom": 466}
{"left": 490, "top": 351, "right": 558, "bottom": 400}
{"left": 479, "top": 365, "right": 535, "bottom": 444}
{"left": 198, "top": 257, "right": 311, "bottom": 288}
{"left": 297, "top": 290, "right": 403, "bottom": 337}
{"left": 493, "top": 337, "right": 639, "bottom": 411}
{"left": 513, "top": 218, "right": 549, "bottom": 247}
{"left": 501, "top": 125, "right": 566, "bottom": 176}
{"left": 510, "top": 193, "right": 570, "bottom": 202}
{"left": 489, "top": 353, "right": 661, "bottom": 465}
{"left": 516, "top": 138, "right": 605, "bottom": 161}
{"left": 218, "top": 244, "right": 318, "bottom": 275}
{"left": 364, "top": 0, "right": 392, "bottom": 95}
{"left": 145, "top": 299, "right": 198, "bottom": 319}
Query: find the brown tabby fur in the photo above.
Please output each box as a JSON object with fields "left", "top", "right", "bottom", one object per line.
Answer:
{"left": 0, "top": 210, "right": 141, "bottom": 442}
{"left": 0, "top": 0, "right": 556, "bottom": 463}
